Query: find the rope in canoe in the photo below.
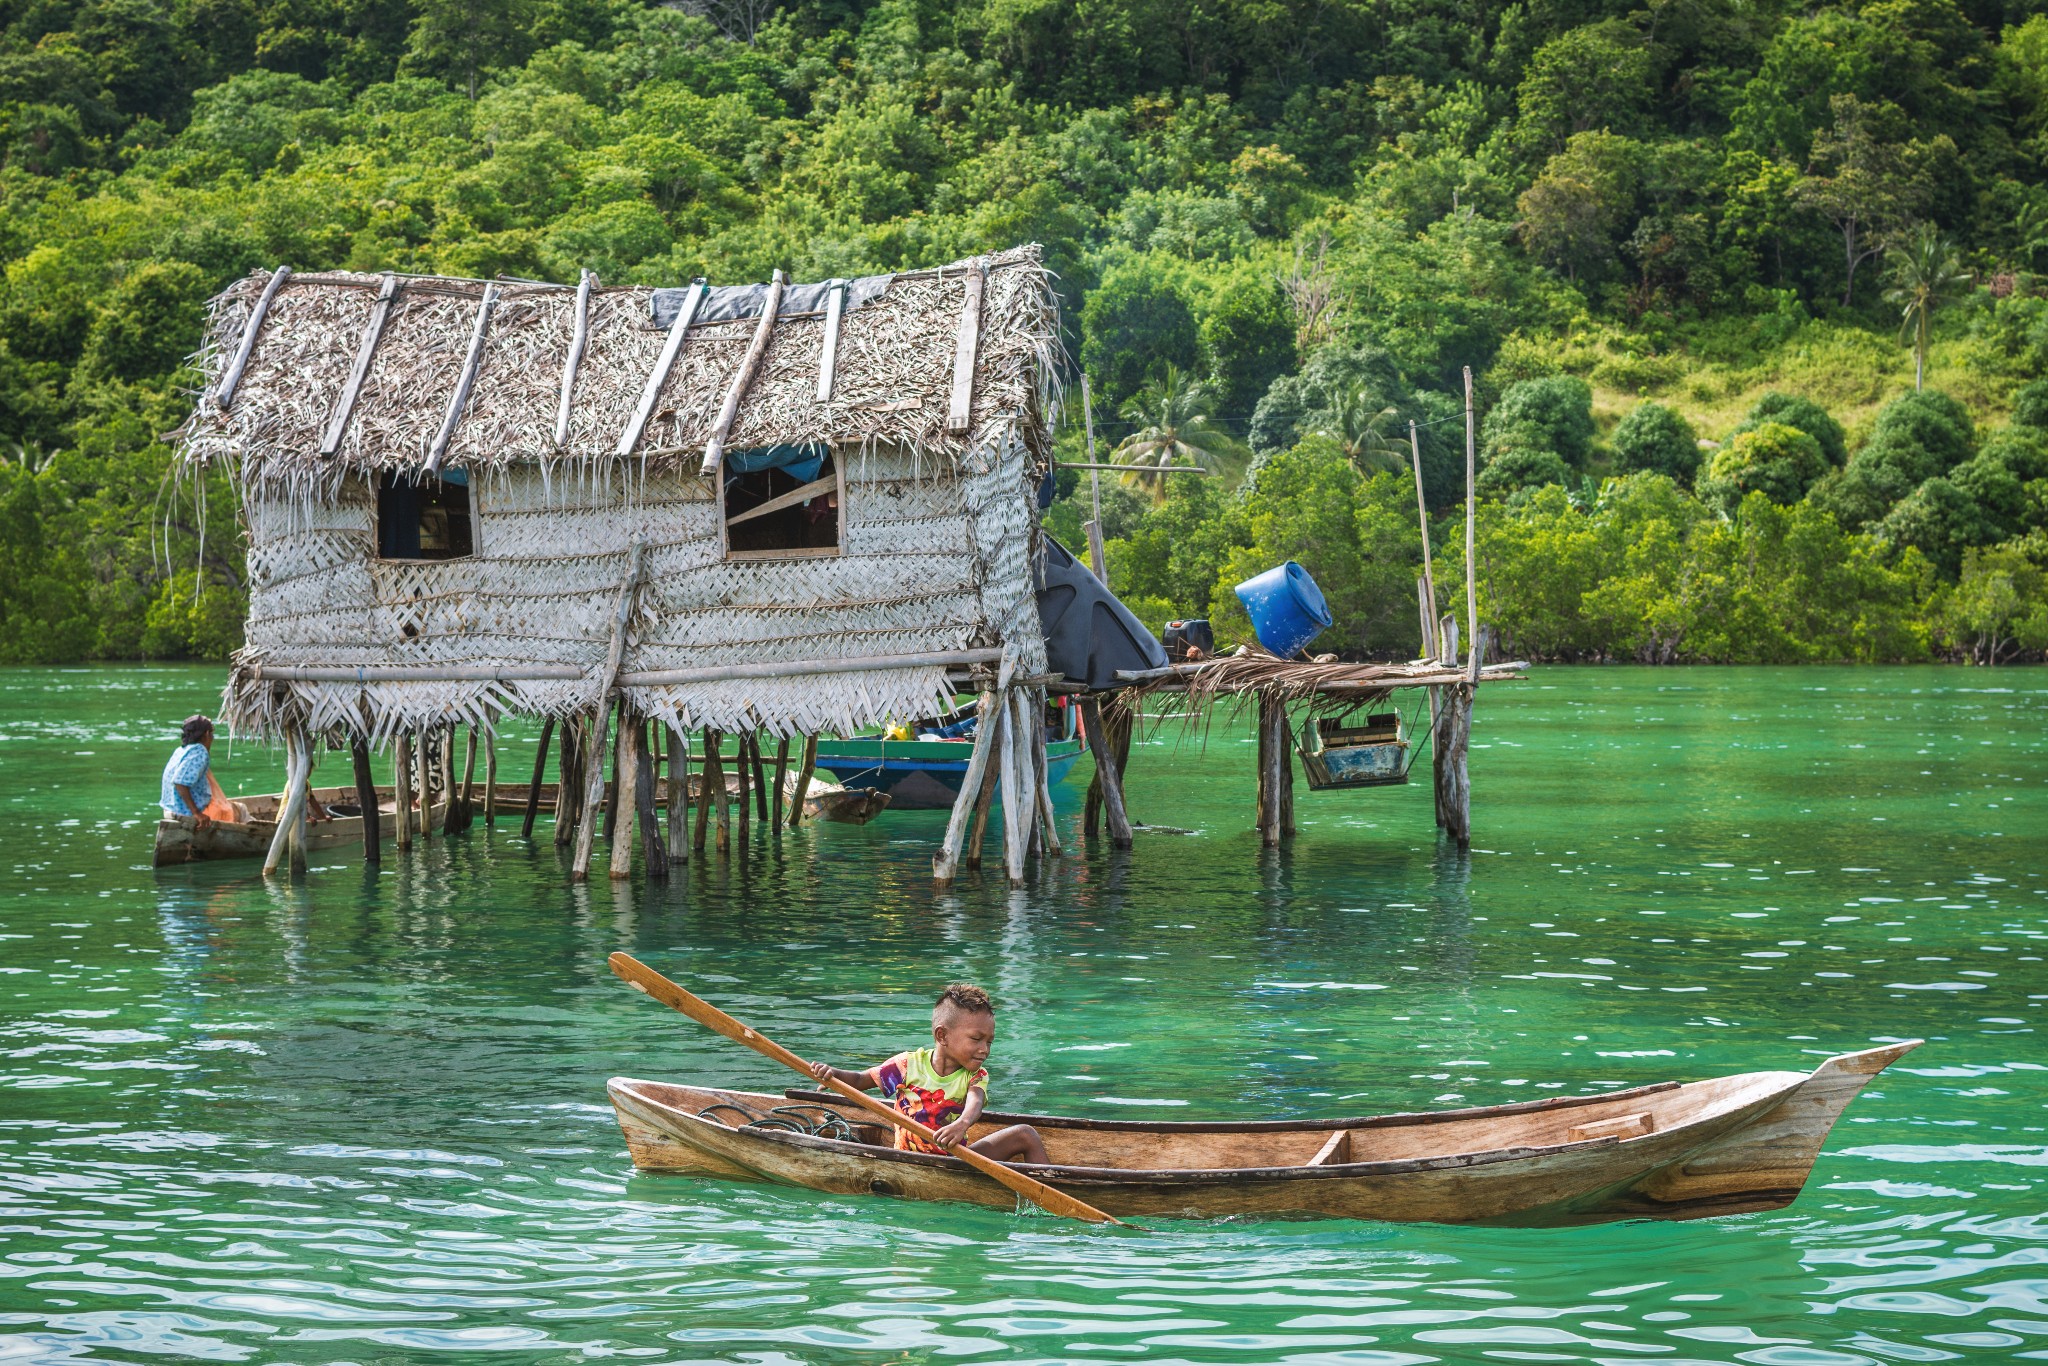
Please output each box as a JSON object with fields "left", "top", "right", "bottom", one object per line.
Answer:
{"left": 698, "top": 1101, "right": 859, "bottom": 1141}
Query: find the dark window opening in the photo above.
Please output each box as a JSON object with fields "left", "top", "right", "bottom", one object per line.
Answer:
{"left": 723, "top": 447, "right": 840, "bottom": 557}
{"left": 377, "top": 470, "right": 474, "bottom": 560}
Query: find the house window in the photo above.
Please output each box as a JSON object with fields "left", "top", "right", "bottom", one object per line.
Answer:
{"left": 722, "top": 445, "right": 841, "bottom": 559}
{"left": 377, "top": 470, "right": 474, "bottom": 560}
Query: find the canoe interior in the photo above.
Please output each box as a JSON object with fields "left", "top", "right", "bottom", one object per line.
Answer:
{"left": 615, "top": 1068, "right": 1798, "bottom": 1174}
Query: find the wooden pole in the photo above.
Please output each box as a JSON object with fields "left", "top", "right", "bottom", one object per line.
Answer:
{"left": 555, "top": 718, "right": 579, "bottom": 846}
{"left": 213, "top": 265, "right": 291, "bottom": 410}
{"left": 394, "top": 732, "right": 414, "bottom": 852}
{"left": 1434, "top": 615, "right": 1459, "bottom": 832}
{"left": 416, "top": 729, "right": 434, "bottom": 843}
{"left": 1110, "top": 704, "right": 1133, "bottom": 825}
{"left": 1000, "top": 691, "right": 1031, "bottom": 887}
{"left": 455, "top": 724, "right": 478, "bottom": 831}
{"left": 572, "top": 703, "right": 612, "bottom": 882}
{"left": 423, "top": 282, "right": 498, "bottom": 476}
{"left": 521, "top": 717, "right": 554, "bottom": 838}
{"left": 1077, "top": 697, "right": 1132, "bottom": 848}
{"left": 555, "top": 269, "right": 594, "bottom": 448}
{"left": 966, "top": 707, "right": 1003, "bottom": 870}
{"left": 703, "top": 270, "right": 786, "bottom": 477}
{"left": 287, "top": 733, "right": 310, "bottom": 881}
{"left": 770, "top": 736, "right": 789, "bottom": 828}
{"left": 695, "top": 728, "right": 717, "bottom": 851}
{"left": 351, "top": 734, "right": 380, "bottom": 866}
{"left": 636, "top": 717, "right": 668, "bottom": 877}
{"left": 787, "top": 734, "right": 817, "bottom": 828}
{"left": 263, "top": 728, "right": 311, "bottom": 878}
{"left": 749, "top": 731, "right": 770, "bottom": 823}
{"left": 1032, "top": 692, "right": 1061, "bottom": 856}
{"left": 934, "top": 690, "right": 1000, "bottom": 884}
{"left": 1410, "top": 420, "right": 1437, "bottom": 653}
{"left": 734, "top": 732, "right": 751, "bottom": 839}
{"left": 1259, "top": 695, "right": 1285, "bottom": 847}
{"left": 611, "top": 710, "right": 642, "bottom": 881}
{"left": 1081, "top": 373, "right": 1107, "bottom": 582}
{"left": 483, "top": 733, "right": 497, "bottom": 826}
{"left": 602, "top": 703, "right": 622, "bottom": 842}
{"left": 1463, "top": 365, "right": 1479, "bottom": 686}
{"left": 711, "top": 731, "right": 731, "bottom": 853}
{"left": 666, "top": 723, "right": 690, "bottom": 864}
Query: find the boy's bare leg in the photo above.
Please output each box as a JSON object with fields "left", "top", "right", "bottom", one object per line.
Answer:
{"left": 969, "top": 1123, "right": 1048, "bottom": 1164}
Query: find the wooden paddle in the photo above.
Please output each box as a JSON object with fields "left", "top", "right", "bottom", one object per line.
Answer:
{"left": 606, "top": 951, "right": 1128, "bottom": 1227}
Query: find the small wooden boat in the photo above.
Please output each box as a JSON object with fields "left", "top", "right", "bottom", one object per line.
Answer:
{"left": 1298, "top": 712, "right": 1411, "bottom": 789}
{"left": 814, "top": 700, "right": 1085, "bottom": 810}
{"left": 608, "top": 1041, "right": 1917, "bottom": 1225}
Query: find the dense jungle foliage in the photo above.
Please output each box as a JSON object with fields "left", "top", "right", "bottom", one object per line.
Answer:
{"left": 3, "top": 0, "right": 2046, "bottom": 663}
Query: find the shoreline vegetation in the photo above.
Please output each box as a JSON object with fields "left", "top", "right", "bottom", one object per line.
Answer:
{"left": 3, "top": 0, "right": 2045, "bottom": 666}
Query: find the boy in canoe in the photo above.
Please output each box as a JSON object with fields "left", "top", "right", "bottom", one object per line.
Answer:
{"left": 807, "top": 984, "right": 1049, "bottom": 1164}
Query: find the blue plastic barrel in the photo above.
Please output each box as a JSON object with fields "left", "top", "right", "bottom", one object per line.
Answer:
{"left": 1234, "top": 561, "right": 1333, "bottom": 657}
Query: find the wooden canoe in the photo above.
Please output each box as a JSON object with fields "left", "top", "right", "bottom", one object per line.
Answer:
{"left": 608, "top": 1041, "right": 1918, "bottom": 1225}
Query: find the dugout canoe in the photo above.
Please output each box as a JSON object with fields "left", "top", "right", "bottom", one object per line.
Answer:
{"left": 607, "top": 1041, "right": 1918, "bottom": 1225}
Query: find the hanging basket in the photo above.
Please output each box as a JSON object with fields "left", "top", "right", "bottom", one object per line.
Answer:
{"left": 1296, "top": 712, "right": 1411, "bottom": 791}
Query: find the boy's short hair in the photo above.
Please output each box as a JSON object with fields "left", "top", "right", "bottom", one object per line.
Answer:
{"left": 934, "top": 983, "right": 993, "bottom": 1019}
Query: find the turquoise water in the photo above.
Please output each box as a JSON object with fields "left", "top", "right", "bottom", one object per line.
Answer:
{"left": 1, "top": 664, "right": 2043, "bottom": 1365}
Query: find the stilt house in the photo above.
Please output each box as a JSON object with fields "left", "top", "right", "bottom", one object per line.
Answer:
{"left": 176, "top": 244, "right": 1087, "bottom": 882}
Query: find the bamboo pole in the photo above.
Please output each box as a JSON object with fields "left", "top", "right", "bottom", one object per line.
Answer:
{"left": 1081, "top": 373, "right": 1106, "bottom": 581}
{"left": 1464, "top": 366, "right": 1479, "bottom": 686}
{"left": 787, "top": 735, "right": 817, "bottom": 828}
{"left": 351, "top": 734, "right": 379, "bottom": 866}
{"left": 933, "top": 691, "right": 999, "bottom": 884}
{"left": 483, "top": 733, "right": 497, "bottom": 827}
{"left": 1409, "top": 419, "right": 1438, "bottom": 657}
{"left": 522, "top": 717, "right": 554, "bottom": 838}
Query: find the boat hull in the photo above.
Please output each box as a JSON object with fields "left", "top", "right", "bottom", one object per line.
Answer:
{"left": 813, "top": 737, "right": 1084, "bottom": 809}
{"left": 607, "top": 1042, "right": 1916, "bottom": 1225}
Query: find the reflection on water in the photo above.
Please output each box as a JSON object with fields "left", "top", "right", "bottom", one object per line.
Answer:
{"left": 0, "top": 664, "right": 2043, "bottom": 1365}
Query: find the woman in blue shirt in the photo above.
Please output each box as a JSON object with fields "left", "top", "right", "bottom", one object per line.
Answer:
{"left": 160, "top": 715, "right": 221, "bottom": 829}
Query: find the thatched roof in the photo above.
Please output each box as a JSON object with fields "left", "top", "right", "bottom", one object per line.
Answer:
{"left": 178, "top": 245, "right": 1059, "bottom": 498}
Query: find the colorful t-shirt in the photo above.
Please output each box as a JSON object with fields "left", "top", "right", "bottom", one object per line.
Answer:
{"left": 869, "top": 1048, "right": 988, "bottom": 1153}
{"left": 160, "top": 743, "right": 210, "bottom": 816}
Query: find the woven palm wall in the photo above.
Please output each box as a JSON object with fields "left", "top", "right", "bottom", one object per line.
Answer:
{"left": 185, "top": 247, "right": 1058, "bottom": 741}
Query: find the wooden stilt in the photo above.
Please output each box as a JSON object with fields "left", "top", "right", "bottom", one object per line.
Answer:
{"left": 934, "top": 690, "right": 999, "bottom": 884}
{"left": 1000, "top": 691, "right": 1031, "bottom": 887}
{"left": 1077, "top": 697, "right": 1132, "bottom": 848}
{"left": 264, "top": 729, "right": 312, "bottom": 878}
{"left": 1255, "top": 701, "right": 1270, "bottom": 834}
{"left": 966, "top": 707, "right": 1003, "bottom": 870}
{"left": 750, "top": 731, "right": 770, "bottom": 823}
{"left": 1434, "top": 615, "right": 1459, "bottom": 830}
{"left": 483, "top": 733, "right": 497, "bottom": 827}
{"left": 1279, "top": 709, "right": 1295, "bottom": 837}
{"left": 666, "top": 724, "right": 690, "bottom": 863}
{"left": 554, "top": 719, "right": 577, "bottom": 845}
{"left": 788, "top": 734, "right": 817, "bottom": 828}
{"left": 1437, "top": 684, "right": 1472, "bottom": 848}
{"left": 394, "top": 732, "right": 415, "bottom": 852}
{"left": 695, "top": 728, "right": 716, "bottom": 851}
{"left": 1259, "top": 694, "right": 1286, "bottom": 847}
{"left": 636, "top": 717, "right": 668, "bottom": 878}
{"left": 351, "top": 735, "right": 380, "bottom": 866}
{"left": 288, "top": 743, "right": 310, "bottom": 880}
{"left": 522, "top": 717, "right": 554, "bottom": 838}
{"left": 451, "top": 724, "right": 477, "bottom": 832}
{"left": 1032, "top": 692, "right": 1061, "bottom": 855}
{"left": 1083, "top": 707, "right": 1104, "bottom": 838}
{"left": 1110, "top": 703, "right": 1134, "bottom": 825}
{"left": 611, "top": 711, "right": 641, "bottom": 881}
{"left": 572, "top": 705, "right": 612, "bottom": 882}
{"left": 770, "top": 736, "right": 789, "bottom": 828}
{"left": 734, "top": 733, "right": 751, "bottom": 839}
{"left": 415, "top": 730, "right": 434, "bottom": 843}
{"left": 602, "top": 704, "right": 622, "bottom": 841}
{"left": 712, "top": 731, "right": 731, "bottom": 852}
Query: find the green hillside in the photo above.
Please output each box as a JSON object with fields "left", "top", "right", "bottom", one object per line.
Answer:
{"left": 3, "top": 0, "right": 2045, "bottom": 662}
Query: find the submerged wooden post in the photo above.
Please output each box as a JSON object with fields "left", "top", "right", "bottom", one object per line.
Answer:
{"left": 1032, "top": 692, "right": 1061, "bottom": 856}
{"left": 394, "top": 732, "right": 414, "bottom": 852}
{"left": 694, "top": 729, "right": 716, "bottom": 851}
{"left": 453, "top": 724, "right": 478, "bottom": 831}
{"left": 611, "top": 710, "right": 642, "bottom": 881}
{"left": 734, "top": 733, "right": 751, "bottom": 839}
{"left": 264, "top": 728, "right": 312, "bottom": 878}
{"left": 1258, "top": 694, "right": 1289, "bottom": 847}
{"left": 788, "top": 734, "right": 817, "bottom": 828}
{"left": 522, "top": 717, "right": 554, "bottom": 838}
{"left": 666, "top": 723, "right": 690, "bottom": 863}
{"left": 351, "top": 734, "right": 380, "bottom": 866}
{"left": 1077, "top": 696, "right": 1132, "bottom": 848}
{"left": 1433, "top": 615, "right": 1462, "bottom": 837}
{"left": 934, "top": 691, "right": 999, "bottom": 884}
{"left": 483, "top": 733, "right": 497, "bottom": 826}
{"left": 965, "top": 706, "right": 1003, "bottom": 870}
{"left": 601, "top": 704, "right": 623, "bottom": 842}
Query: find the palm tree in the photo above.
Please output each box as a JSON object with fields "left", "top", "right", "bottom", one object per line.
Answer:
{"left": 1312, "top": 388, "right": 1407, "bottom": 475}
{"left": 1883, "top": 223, "right": 1974, "bottom": 390}
{"left": 1112, "top": 364, "right": 1247, "bottom": 503}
